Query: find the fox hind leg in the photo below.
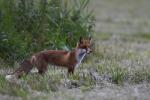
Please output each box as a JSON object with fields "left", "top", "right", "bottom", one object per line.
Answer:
{"left": 18, "top": 59, "right": 33, "bottom": 77}
{"left": 8, "top": 59, "right": 33, "bottom": 78}
{"left": 37, "top": 61, "right": 48, "bottom": 74}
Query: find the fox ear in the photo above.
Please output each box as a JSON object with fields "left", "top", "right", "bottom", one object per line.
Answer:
{"left": 79, "top": 36, "right": 83, "bottom": 43}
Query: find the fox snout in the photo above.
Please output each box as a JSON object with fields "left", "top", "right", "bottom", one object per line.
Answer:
{"left": 86, "top": 48, "right": 92, "bottom": 54}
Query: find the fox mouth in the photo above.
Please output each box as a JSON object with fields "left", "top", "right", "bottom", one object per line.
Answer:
{"left": 86, "top": 50, "right": 92, "bottom": 54}
{"left": 87, "top": 52, "right": 90, "bottom": 54}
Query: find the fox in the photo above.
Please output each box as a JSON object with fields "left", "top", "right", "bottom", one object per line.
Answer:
{"left": 6, "top": 37, "right": 92, "bottom": 79}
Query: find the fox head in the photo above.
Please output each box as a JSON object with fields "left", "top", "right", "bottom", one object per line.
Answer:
{"left": 76, "top": 36, "right": 92, "bottom": 54}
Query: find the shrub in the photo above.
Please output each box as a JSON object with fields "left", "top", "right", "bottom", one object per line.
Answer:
{"left": 0, "top": 0, "right": 95, "bottom": 65}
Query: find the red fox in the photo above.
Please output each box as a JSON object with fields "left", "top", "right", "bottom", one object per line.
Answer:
{"left": 6, "top": 37, "right": 92, "bottom": 79}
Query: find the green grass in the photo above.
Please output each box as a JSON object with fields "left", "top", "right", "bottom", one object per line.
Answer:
{"left": 128, "top": 68, "right": 150, "bottom": 83}
{"left": 1, "top": 33, "right": 150, "bottom": 98}
{"left": 121, "top": 33, "right": 150, "bottom": 42}
{"left": 94, "top": 33, "right": 111, "bottom": 40}
{"left": 96, "top": 61, "right": 150, "bottom": 84}
{"left": 0, "top": 75, "right": 28, "bottom": 97}
{"left": 0, "top": 62, "right": 149, "bottom": 98}
{"left": 68, "top": 71, "right": 96, "bottom": 87}
{"left": 0, "top": 63, "right": 150, "bottom": 98}
{"left": 97, "top": 61, "right": 127, "bottom": 84}
{"left": 133, "top": 33, "right": 150, "bottom": 41}
{"left": 21, "top": 70, "right": 62, "bottom": 92}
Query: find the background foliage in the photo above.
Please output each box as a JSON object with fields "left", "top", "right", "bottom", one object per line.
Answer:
{"left": 0, "top": 0, "right": 95, "bottom": 64}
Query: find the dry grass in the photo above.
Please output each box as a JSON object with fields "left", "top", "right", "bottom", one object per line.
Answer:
{"left": 0, "top": 33, "right": 150, "bottom": 100}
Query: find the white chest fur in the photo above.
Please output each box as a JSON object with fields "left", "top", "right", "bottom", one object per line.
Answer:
{"left": 75, "top": 49, "right": 86, "bottom": 68}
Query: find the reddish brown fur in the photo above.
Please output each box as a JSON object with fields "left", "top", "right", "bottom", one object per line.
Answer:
{"left": 30, "top": 50, "right": 77, "bottom": 74}
{"left": 9, "top": 37, "right": 92, "bottom": 78}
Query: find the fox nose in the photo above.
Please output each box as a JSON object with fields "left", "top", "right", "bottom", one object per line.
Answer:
{"left": 87, "top": 49, "right": 92, "bottom": 54}
{"left": 89, "top": 50, "right": 92, "bottom": 53}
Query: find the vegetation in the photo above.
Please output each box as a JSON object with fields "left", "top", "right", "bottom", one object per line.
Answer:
{"left": 0, "top": 0, "right": 95, "bottom": 64}
{"left": 97, "top": 62, "right": 150, "bottom": 84}
{"left": 0, "top": 31, "right": 150, "bottom": 98}
{"left": 0, "top": 0, "right": 150, "bottom": 99}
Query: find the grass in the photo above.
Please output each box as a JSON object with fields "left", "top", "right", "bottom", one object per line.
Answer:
{"left": 132, "top": 33, "right": 150, "bottom": 41}
{"left": 97, "top": 62, "right": 150, "bottom": 84}
{"left": 0, "top": 33, "right": 150, "bottom": 98}
{"left": 97, "top": 61, "right": 124, "bottom": 84}
{"left": 1, "top": 64, "right": 149, "bottom": 97}
{"left": 0, "top": 74, "right": 28, "bottom": 97}
{"left": 120, "top": 33, "right": 150, "bottom": 42}
{"left": 94, "top": 32, "right": 111, "bottom": 40}
{"left": 128, "top": 68, "right": 150, "bottom": 83}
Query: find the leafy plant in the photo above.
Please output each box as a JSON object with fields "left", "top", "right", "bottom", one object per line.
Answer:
{"left": 0, "top": 0, "right": 95, "bottom": 65}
